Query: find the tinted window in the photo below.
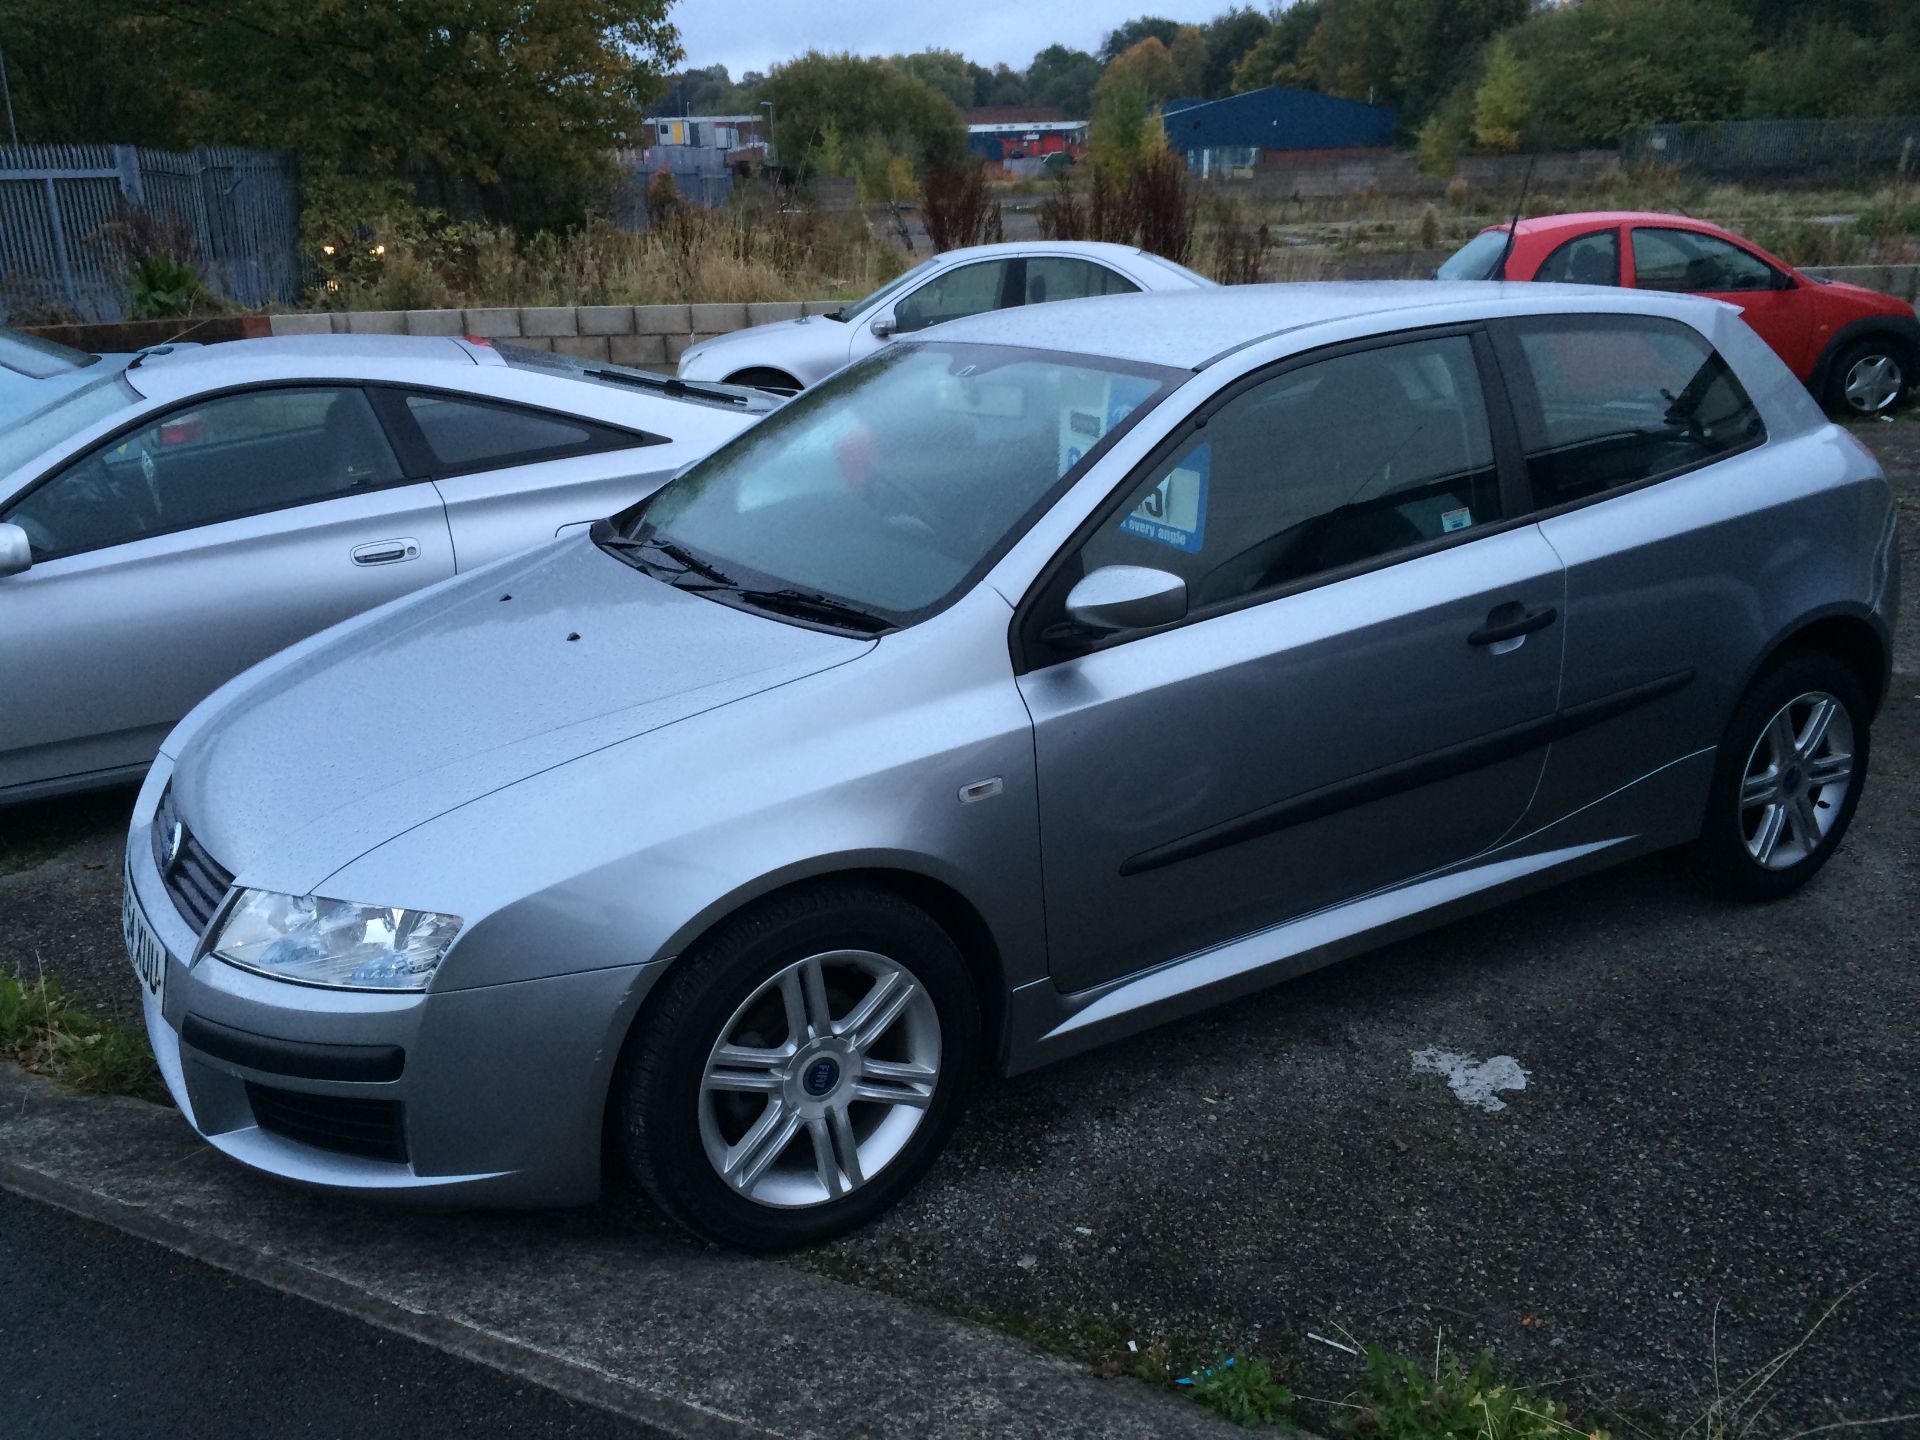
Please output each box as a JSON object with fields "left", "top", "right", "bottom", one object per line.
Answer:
{"left": 1502, "top": 315, "right": 1765, "bottom": 506}
{"left": 404, "top": 394, "right": 606, "bottom": 473}
{"left": 0, "top": 327, "right": 96, "bottom": 379}
{"left": 1535, "top": 231, "right": 1619, "bottom": 286}
{"left": 892, "top": 261, "right": 1014, "bottom": 333}
{"left": 1632, "top": 228, "right": 1777, "bottom": 293}
{"left": 1076, "top": 335, "right": 1501, "bottom": 611}
{"left": 6, "top": 386, "right": 399, "bottom": 559}
{"left": 1024, "top": 258, "right": 1140, "bottom": 304}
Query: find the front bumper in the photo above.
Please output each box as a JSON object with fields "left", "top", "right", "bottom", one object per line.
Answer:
{"left": 125, "top": 762, "right": 667, "bottom": 1207}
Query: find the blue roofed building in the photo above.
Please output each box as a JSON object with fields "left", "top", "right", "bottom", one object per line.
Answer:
{"left": 1162, "top": 87, "right": 1399, "bottom": 176}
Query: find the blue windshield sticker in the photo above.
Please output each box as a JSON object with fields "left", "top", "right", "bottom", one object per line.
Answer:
{"left": 1440, "top": 505, "right": 1472, "bottom": 533}
{"left": 1119, "top": 444, "right": 1209, "bottom": 554}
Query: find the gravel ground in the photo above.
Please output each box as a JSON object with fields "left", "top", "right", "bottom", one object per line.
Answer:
{"left": 4, "top": 418, "right": 1915, "bottom": 1436}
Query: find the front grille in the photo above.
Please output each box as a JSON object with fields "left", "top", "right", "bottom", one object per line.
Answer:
{"left": 152, "top": 783, "right": 235, "bottom": 935}
{"left": 245, "top": 1082, "right": 409, "bottom": 1164}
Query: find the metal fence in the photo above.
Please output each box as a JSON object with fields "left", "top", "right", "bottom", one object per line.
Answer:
{"left": 609, "top": 146, "right": 734, "bottom": 229}
{"left": 1622, "top": 118, "right": 1920, "bottom": 183}
{"left": 0, "top": 144, "right": 302, "bottom": 323}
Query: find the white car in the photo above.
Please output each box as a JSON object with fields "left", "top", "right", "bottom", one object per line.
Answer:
{"left": 676, "top": 240, "right": 1216, "bottom": 392}
{"left": 0, "top": 334, "right": 776, "bottom": 801}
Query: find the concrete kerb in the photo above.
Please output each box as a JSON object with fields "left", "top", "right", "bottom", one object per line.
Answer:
{"left": 0, "top": 1064, "right": 1239, "bottom": 1440}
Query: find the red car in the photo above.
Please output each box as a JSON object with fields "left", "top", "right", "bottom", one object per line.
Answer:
{"left": 1439, "top": 210, "right": 1917, "bottom": 416}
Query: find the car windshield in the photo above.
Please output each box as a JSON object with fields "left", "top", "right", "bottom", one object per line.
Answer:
{"left": 0, "top": 372, "right": 140, "bottom": 489}
{"left": 829, "top": 260, "right": 939, "bottom": 323}
{"left": 1437, "top": 229, "right": 1511, "bottom": 280}
{"left": 600, "top": 341, "right": 1178, "bottom": 629}
{"left": 0, "top": 327, "right": 99, "bottom": 379}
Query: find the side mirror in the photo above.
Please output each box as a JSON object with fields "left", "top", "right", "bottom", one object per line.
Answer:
{"left": 1062, "top": 565, "right": 1187, "bottom": 635}
{"left": 0, "top": 522, "right": 30, "bottom": 579}
{"left": 870, "top": 315, "right": 896, "bottom": 340}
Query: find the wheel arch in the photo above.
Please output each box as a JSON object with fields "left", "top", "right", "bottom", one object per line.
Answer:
{"left": 722, "top": 365, "right": 803, "bottom": 394}
{"left": 1808, "top": 315, "right": 1920, "bottom": 400}
{"left": 1739, "top": 605, "right": 1890, "bottom": 719}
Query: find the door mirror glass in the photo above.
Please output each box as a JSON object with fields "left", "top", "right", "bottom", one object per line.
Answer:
{"left": 869, "top": 316, "right": 896, "bottom": 340}
{"left": 1064, "top": 565, "right": 1187, "bottom": 633}
{"left": 0, "top": 521, "right": 30, "bottom": 577}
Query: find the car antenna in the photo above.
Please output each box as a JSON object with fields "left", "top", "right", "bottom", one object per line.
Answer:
{"left": 1489, "top": 155, "right": 1536, "bottom": 281}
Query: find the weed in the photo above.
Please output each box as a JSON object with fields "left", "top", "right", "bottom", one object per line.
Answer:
{"left": 1182, "top": 1353, "right": 1297, "bottom": 1428}
{"left": 1340, "top": 1342, "right": 1608, "bottom": 1440}
{"left": 0, "top": 973, "right": 165, "bottom": 1102}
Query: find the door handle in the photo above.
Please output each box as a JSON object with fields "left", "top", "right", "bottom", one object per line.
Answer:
{"left": 351, "top": 539, "right": 419, "bottom": 566}
{"left": 1468, "top": 602, "right": 1557, "bottom": 646}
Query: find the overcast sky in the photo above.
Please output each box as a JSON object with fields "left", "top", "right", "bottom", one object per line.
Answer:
{"left": 671, "top": 1, "right": 1243, "bottom": 78}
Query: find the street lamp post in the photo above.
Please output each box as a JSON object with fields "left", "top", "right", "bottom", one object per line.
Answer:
{"left": 759, "top": 100, "right": 776, "bottom": 166}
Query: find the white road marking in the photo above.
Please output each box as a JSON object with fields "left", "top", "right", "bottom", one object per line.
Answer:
{"left": 1411, "top": 1048, "right": 1530, "bottom": 1112}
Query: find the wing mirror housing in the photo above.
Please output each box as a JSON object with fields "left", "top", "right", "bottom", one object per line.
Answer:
{"left": 869, "top": 315, "right": 896, "bottom": 340}
{"left": 0, "top": 522, "right": 31, "bottom": 579}
{"left": 1061, "top": 565, "right": 1187, "bottom": 635}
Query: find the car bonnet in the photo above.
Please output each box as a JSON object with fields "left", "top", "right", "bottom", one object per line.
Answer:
{"left": 169, "top": 535, "right": 873, "bottom": 895}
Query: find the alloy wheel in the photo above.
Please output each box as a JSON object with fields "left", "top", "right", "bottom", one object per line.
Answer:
{"left": 698, "top": 949, "right": 941, "bottom": 1208}
{"left": 1738, "top": 690, "right": 1855, "bottom": 870}
{"left": 1843, "top": 353, "right": 1904, "bottom": 414}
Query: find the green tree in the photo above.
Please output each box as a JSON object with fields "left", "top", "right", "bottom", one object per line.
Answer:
{"left": 1102, "top": 37, "right": 1182, "bottom": 106}
{"left": 1028, "top": 44, "right": 1102, "bottom": 116}
{"left": 761, "top": 52, "right": 965, "bottom": 180}
{"left": 1232, "top": 1, "right": 1324, "bottom": 93}
{"left": 1200, "top": 7, "right": 1272, "bottom": 99}
{"left": 1169, "top": 25, "right": 1210, "bottom": 98}
{"left": 893, "top": 49, "right": 975, "bottom": 108}
{"left": 1100, "top": 15, "right": 1182, "bottom": 63}
{"left": 1089, "top": 64, "right": 1157, "bottom": 177}
{"left": 0, "top": 0, "right": 194, "bottom": 145}
{"left": 1471, "top": 36, "right": 1528, "bottom": 152}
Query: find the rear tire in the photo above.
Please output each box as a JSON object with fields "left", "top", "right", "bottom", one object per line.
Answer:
{"left": 1824, "top": 338, "right": 1908, "bottom": 416}
{"left": 616, "top": 884, "right": 978, "bottom": 1250}
{"left": 1697, "top": 653, "right": 1869, "bottom": 901}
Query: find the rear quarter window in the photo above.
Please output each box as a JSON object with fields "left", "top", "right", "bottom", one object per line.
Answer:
{"left": 1495, "top": 314, "right": 1766, "bottom": 507}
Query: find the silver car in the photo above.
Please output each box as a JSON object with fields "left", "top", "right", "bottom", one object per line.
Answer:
{"left": 676, "top": 239, "right": 1214, "bottom": 392}
{"left": 123, "top": 283, "right": 1897, "bottom": 1249}
{"left": 0, "top": 335, "right": 775, "bottom": 801}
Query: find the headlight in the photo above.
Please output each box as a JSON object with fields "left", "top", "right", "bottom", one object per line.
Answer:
{"left": 210, "top": 890, "right": 462, "bottom": 991}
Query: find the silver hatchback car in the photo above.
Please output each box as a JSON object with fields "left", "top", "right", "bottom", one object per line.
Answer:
{"left": 124, "top": 283, "right": 1898, "bottom": 1248}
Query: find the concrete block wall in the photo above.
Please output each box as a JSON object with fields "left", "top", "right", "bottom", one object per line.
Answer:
{"left": 268, "top": 301, "right": 842, "bottom": 372}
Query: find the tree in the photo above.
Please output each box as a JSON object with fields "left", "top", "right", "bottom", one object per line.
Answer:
{"left": 976, "top": 63, "right": 1031, "bottom": 108}
{"left": 1232, "top": 1, "right": 1323, "bottom": 93}
{"left": 1200, "top": 7, "right": 1272, "bottom": 99}
{"left": 1101, "top": 37, "right": 1182, "bottom": 107}
{"left": 1100, "top": 15, "right": 1182, "bottom": 63}
{"left": 663, "top": 64, "right": 757, "bottom": 116}
{"left": 893, "top": 49, "right": 975, "bottom": 108}
{"left": 1471, "top": 37, "right": 1528, "bottom": 152}
{"left": 0, "top": 0, "right": 194, "bottom": 145}
{"left": 1028, "top": 44, "right": 1102, "bottom": 117}
{"left": 761, "top": 52, "right": 965, "bottom": 180}
{"left": 1170, "top": 25, "right": 1210, "bottom": 98}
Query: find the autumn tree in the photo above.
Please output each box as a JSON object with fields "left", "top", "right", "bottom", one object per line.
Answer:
{"left": 1101, "top": 37, "right": 1182, "bottom": 107}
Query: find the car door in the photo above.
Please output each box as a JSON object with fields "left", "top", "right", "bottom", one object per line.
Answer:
{"left": 1628, "top": 226, "right": 1816, "bottom": 376}
{"left": 854, "top": 258, "right": 1022, "bottom": 364}
{"left": 1015, "top": 330, "right": 1567, "bottom": 993}
{"left": 1021, "top": 256, "right": 1142, "bottom": 304}
{"left": 0, "top": 384, "right": 454, "bottom": 794}
{"left": 374, "top": 389, "right": 675, "bottom": 570}
{"left": 1530, "top": 227, "right": 1622, "bottom": 286}
{"left": 1489, "top": 312, "right": 1773, "bottom": 831}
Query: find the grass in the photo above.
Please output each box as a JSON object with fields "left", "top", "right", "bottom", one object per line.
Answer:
{"left": 0, "top": 972, "right": 165, "bottom": 1102}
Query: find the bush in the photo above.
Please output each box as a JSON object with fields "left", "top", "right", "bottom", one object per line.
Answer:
{"left": 921, "top": 161, "right": 1003, "bottom": 252}
{"left": 128, "top": 252, "right": 211, "bottom": 320}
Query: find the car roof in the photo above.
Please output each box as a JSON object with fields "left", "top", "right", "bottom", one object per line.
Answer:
{"left": 1498, "top": 211, "right": 1744, "bottom": 237}
{"left": 924, "top": 238, "right": 1188, "bottom": 269}
{"left": 122, "top": 334, "right": 490, "bottom": 403}
{"left": 924, "top": 280, "right": 1731, "bottom": 370}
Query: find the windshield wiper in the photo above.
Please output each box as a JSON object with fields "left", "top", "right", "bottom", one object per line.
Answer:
{"left": 734, "top": 588, "right": 895, "bottom": 634}
{"left": 599, "top": 533, "right": 735, "bottom": 586}
{"left": 584, "top": 367, "right": 755, "bottom": 406}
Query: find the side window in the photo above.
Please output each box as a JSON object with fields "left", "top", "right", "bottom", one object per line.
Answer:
{"left": 5, "top": 386, "right": 399, "bottom": 560}
{"left": 1025, "top": 257, "right": 1141, "bottom": 304}
{"left": 1075, "top": 335, "right": 1501, "bottom": 612}
{"left": 891, "top": 261, "right": 1014, "bottom": 333}
{"left": 402, "top": 394, "right": 623, "bottom": 474}
{"left": 1632, "top": 228, "right": 1777, "bottom": 293}
{"left": 1501, "top": 315, "right": 1766, "bottom": 507}
{"left": 1534, "top": 230, "right": 1619, "bottom": 286}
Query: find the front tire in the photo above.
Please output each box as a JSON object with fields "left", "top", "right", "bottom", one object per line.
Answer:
{"left": 1825, "top": 338, "right": 1908, "bottom": 416}
{"left": 617, "top": 884, "right": 978, "bottom": 1249}
{"left": 1698, "top": 653, "right": 1869, "bottom": 900}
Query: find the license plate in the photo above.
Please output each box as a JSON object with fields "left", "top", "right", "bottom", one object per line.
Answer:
{"left": 122, "top": 872, "right": 169, "bottom": 1004}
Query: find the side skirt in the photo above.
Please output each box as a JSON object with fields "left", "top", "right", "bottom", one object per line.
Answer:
{"left": 1003, "top": 747, "right": 1713, "bottom": 1076}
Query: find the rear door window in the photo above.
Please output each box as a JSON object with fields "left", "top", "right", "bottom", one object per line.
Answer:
{"left": 399, "top": 393, "right": 635, "bottom": 476}
{"left": 1024, "top": 258, "right": 1141, "bottom": 303}
{"left": 1495, "top": 315, "right": 1766, "bottom": 507}
{"left": 1534, "top": 230, "right": 1619, "bottom": 286}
